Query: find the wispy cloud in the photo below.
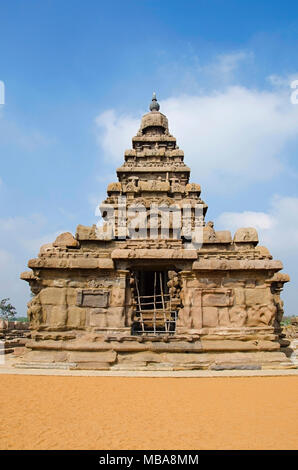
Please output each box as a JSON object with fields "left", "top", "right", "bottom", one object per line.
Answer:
{"left": 200, "top": 51, "right": 254, "bottom": 82}
{"left": 0, "top": 114, "right": 52, "bottom": 151}
{"left": 95, "top": 109, "right": 139, "bottom": 163}
{"left": 216, "top": 195, "right": 298, "bottom": 315}
{"left": 95, "top": 84, "right": 298, "bottom": 193}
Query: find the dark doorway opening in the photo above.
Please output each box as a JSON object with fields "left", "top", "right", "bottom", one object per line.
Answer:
{"left": 131, "top": 270, "right": 177, "bottom": 335}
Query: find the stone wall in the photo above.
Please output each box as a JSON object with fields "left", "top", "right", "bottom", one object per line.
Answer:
{"left": 0, "top": 320, "right": 30, "bottom": 355}
{"left": 26, "top": 269, "right": 131, "bottom": 333}
{"left": 177, "top": 270, "right": 283, "bottom": 332}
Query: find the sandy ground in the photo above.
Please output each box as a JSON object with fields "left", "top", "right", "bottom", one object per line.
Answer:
{"left": 0, "top": 375, "right": 297, "bottom": 450}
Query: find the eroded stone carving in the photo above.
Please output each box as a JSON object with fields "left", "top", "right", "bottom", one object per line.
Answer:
{"left": 27, "top": 295, "right": 43, "bottom": 329}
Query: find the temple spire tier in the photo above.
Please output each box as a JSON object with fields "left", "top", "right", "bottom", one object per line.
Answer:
{"left": 114, "top": 94, "right": 199, "bottom": 190}
{"left": 103, "top": 94, "right": 207, "bottom": 230}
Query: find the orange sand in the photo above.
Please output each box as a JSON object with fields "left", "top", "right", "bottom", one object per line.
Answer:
{"left": 0, "top": 375, "right": 297, "bottom": 450}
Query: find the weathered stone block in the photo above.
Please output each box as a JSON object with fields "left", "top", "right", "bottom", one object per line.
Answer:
{"left": 185, "top": 183, "right": 201, "bottom": 193}
{"left": 40, "top": 287, "right": 67, "bottom": 305}
{"left": 67, "top": 306, "right": 86, "bottom": 328}
{"left": 67, "top": 288, "right": 78, "bottom": 306}
{"left": 75, "top": 224, "right": 96, "bottom": 240}
{"left": 233, "top": 227, "right": 258, "bottom": 243}
{"left": 202, "top": 292, "right": 231, "bottom": 307}
{"left": 190, "top": 290, "right": 201, "bottom": 307}
{"left": 67, "top": 350, "right": 117, "bottom": 363}
{"left": 25, "top": 350, "right": 67, "bottom": 362}
{"left": 110, "top": 285, "right": 126, "bottom": 307}
{"left": 176, "top": 306, "right": 193, "bottom": 329}
{"left": 233, "top": 287, "right": 245, "bottom": 305}
{"left": 213, "top": 351, "right": 287, "bottom": 364}
{"left": 106, "top": 307, "right": 125, "bottom": 328}
{"left": 118, "top": 351, "right": 163, "bottom": 363}
{"left": 229, "top": 306, "right": 247, "bottom": 326}
{"left": 256, "top": 246, "right": 272, "bottom": 258}
{"left": 200, "top": 338, "right": 279, "bottom": 352}
{"left": 48, "top": 306, "right": 68, "bottom": 327}
{"left": 218, "top": 307, "right": 230, "bottom": 327}
{"left": 98, "top": 258, "right": 114, "bottom": 269}
{"left": 89, "top": 309, "right": 107, "bottom": 328}
{"left": 107, "top": 182, "right": 122, "bottom": 193}
{"left": 202, "top": 307, "right": 218, "bottom": 327}
{"left": 162, "top": 352, "right": 211, "bottom": 364}
{"left": 53, "top": 232, "right": 79, "bottom": 248}
{"left": 38, "top": 243, "right": 53, "bottom": 255}
{"left": 245, "top": 288, "right": 271, "bottom": 306}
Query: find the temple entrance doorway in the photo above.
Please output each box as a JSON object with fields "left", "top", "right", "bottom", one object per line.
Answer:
{"left": 131, "top": 270, "right": 177, "bottom": 335}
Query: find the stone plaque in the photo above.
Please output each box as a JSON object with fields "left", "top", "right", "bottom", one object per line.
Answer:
{"left": 77, "top": 290, "right": 109, "bottom": 308}
{"left": 202, "top": 290, "right": 232, "bottom": 307}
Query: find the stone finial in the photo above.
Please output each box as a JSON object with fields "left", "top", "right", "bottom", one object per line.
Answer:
{"left": 149, "top": 92, "right": 160, "bottom": 112}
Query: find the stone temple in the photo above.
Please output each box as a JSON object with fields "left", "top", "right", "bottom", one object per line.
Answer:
{"left": 20, "top": 93, "right": 292, "bottom": 370}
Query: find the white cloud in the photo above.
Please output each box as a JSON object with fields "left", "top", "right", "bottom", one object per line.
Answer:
{"left": 95, "top": 85, "right": 298, "bottom": 193}
{"left": 163, "top": 87, "right": 298, "bottom": 189}
{"left": 216, "top": 195, "right": 298, "bottom": 255}
{"left": 217, "top": 211, "right": 275, "bottom": 231}
{"left": 95, "top": 110, "right": 139, "bottom": 163}
{"left": 216, "top": 195, "right": 298, "bottom": 315}
{"left": 267, "top": 73, "right": 298, "bottom": 89}
{"left": 201, "top": 51, "right": 253, "bottom": 81}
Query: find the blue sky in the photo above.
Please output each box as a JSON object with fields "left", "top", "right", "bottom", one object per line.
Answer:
{"left": 1, "top": 0, "right": 298, "bottom": 316}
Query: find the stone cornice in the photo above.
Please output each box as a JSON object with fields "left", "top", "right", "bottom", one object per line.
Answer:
{"left": 111, "top": 248, "right": 198, "bottom": 260}
{"left": 192, "top": 259, "right": 283, "bottom": 271}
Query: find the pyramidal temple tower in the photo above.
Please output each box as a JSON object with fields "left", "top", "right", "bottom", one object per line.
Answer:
{"left": 20, "top": 94, "right": 292, "bottom": 370}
